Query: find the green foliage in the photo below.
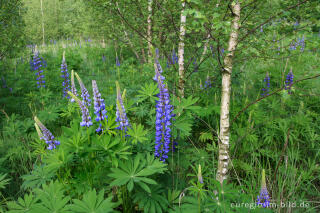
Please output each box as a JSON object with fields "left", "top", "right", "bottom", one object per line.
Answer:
{"left": 70, "top": 189, "right": 118, "bottom": 213}
{"left": 109, "top": 153, "right": 167, "bottom": 193}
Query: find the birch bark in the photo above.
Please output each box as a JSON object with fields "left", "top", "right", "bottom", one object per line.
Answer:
{"left": 216, "top": 1, "right": 241, "bottom": 184}
{"left": 147, "top": 0, "right": 153, "bottom": 63}
{"left": 178, "top": 0, "right": 186, "bottom": 99}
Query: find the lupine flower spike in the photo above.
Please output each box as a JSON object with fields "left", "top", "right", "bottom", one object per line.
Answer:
{"left": 70, "top": 70, "right": 78, "bottom": 103}
{"left": 197, "top": 164, "right": 203, "bottom": 184}
{"left": 92, "top": 80, "right": 107, "bottom": 133}
{"left": 75, "top": 72, "right": 91, "bottom": 107}
{"left": 68, "top": 91, "right": 93, "bottom": 127}
{"left": 34, "top": 116, "right": 60, "bottom": 150}
{"left": 261, "top": 72, "right": 270, "bottom": 96}
{"left": 115, "top": 81, "right": 130, "bottom": 134}
{"left": 32, "top": 47, "right": 45, "bottom": 88}
{"left": 61, "top": 51, "right": 70, "bottom": 98}
{"left": 256, "top": 169, "right": 270, "bottom": 208}
{"left": 116, "top": 53, "right": 120, "bottom": 67}
{"left": 284, "top": 68, "right": 294, "bottom": 94}
{"left": 154, "top": 49, "right": 175, "bottom": 162}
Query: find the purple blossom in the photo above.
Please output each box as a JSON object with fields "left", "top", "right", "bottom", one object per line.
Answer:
{"left": 154, "top": 49, "right": 175, "bottom": 162}
{"left": 68, "top": 92, "right": 93, "bottom": 127}
{"left": 261, "top": 72, "right": 270, "bottom": 96}
{"left": 32, "top": 51, "right": 45, "bottom": 88}
{"left": 284, "top": 69, "right": 294, "bottom": 94}
{"left": 116, "top": 56, "right": 120, "bottom": 67}
{"left": 92, "top": 80, "right": 107, "bottom": 133}
{"left": 256, "top": 169, "right": 270, "bottom": 208}
{"left": 34, "top": 117, "right": 60, "bottom": 150}
{"left": 115, "top": 81, "right": 130, "bottom": 134}
{"left": 61, "top": 52, "right": 70, "bottom": 98}
{"left": 75, "top": 73, "right": 91, "bottom": 107}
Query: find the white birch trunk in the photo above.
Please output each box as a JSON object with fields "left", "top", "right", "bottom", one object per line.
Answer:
{"left": 40, "top": 0, "right": 45, "bottom": 46}
{"left": 178, "top": 0, "right": 187, "bottom": 99}
{"left": 147, "top": 0, "right": 153, "bottom": 63}
{"left": 216, "top": 1, "right": 241, "bottom": 184}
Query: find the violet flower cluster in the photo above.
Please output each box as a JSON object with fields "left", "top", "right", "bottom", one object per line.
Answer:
{"left": 75, "top": 73, "right": 91, "bottom": 107}
{"left": 289, "top": 36, "right": 305, "bottom": 52}
{"left": 284, "top": 69, "right": 294, "bottom": 94}
{"left": 92, "top": 80, "right": 107, "bottom": 133}
{"left": 61, "top": 53, "right": 70, "bottom": 98}
{"left": 68, "top": 91, "right": 93, "bottom": 127}
{"left": 154, "top": 50, "right": 175, "bottom": 162}
{"left": 201, "top": 75, "right": 212, "bottom": 90}
{"left": 261, "top": 73, "right": 270, "bottom": 96}
{"left": 116, "top": 56, "right": 120, "bottom": 67}
{"left": 115, "top": 81, "right": 130, "bottom": 134}
{"left": 34, "top": 117, "right": 60, "bottom": 150}
{"left": 256, "top": 169, "right": 270, "bottom": 208}
{"left": 32, "top": 51, "right": 46, "bottom": 88}
{"left": 167, "top": 49, "right": 178, "bottom": 68}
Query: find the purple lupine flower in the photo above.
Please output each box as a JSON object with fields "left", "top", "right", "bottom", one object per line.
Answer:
{"left": 172, "top": 49, "right": 178, "bottom": 64}
{"left": 260, "top": 25, "right": 263, "bottom": 32}
{"left": 75, "top": 73, "right": 91, "bottom": 107}
{"left": 203, "top": 75, "right": 212, "bottom": 89}
{"left": 154, "top": 50, "right": 175, "bottom": 162}
{"left": 298, "top": 36, "right": 305, "bottom": 52}
{"left": 293, "top": 20, "right": 299, "bottom": 30}
{"left": 197, "top": 164, "right": 203, "bottom": 184}
{"left": 116, "top": 56, "right": 120, "bottom": 67}
{"left": 102, "top": 54, "right": 106, "bottom": 62}
{"left": 92, "top": 80, "right": 107, "bottom": 133}
{"left": 32, "top": 50, "right": 45, "bottom": 88}
{"left": 68, "top": 91, "right": 93, "bottom": 127}
{"left": 34, "top": 117, "right": 60, "bottom": 150}
{"left": 256, "top": 169, "right": 270, "bottom": 208}
{"left": 210, "top": 45, "right": 215, "bottom": 57}
{"left": 261, "top": 72, "right": 270, "bottom": 96}
{"left": 70, "top": 70, "right": 78, "bottom": 103}
{"left": 220, "top": 48, "right": 224, "bottom": 55}
{"left": 61, "top": 52, "right": 70, "bottom": 98}
{"left": 115, "top": 81, "right": 130, "bottom": 134}
{"left": 284, "top": 69, "right": 294, "bottom": 94}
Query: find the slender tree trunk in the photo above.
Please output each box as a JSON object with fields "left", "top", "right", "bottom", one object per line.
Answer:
{"left": 200, "top": 32, "right": 211, "bottom": 62}
{"left": 216, "top": 1, "right": 241, "bottom": 184}
{"left": 40, "top": 0, "right": 45, "bottom": 46}
{"left": 178, "top": 0, "right": 187, "bottom": 99}
{"left": 147, "top": 0, "right": 153, "bottom": 63}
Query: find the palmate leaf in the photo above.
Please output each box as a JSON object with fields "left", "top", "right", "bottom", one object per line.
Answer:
{"left": 34, "top": 181, "right": 71, "bottom": 213}
{"left": 0, "top": 173, "right": 10, "bottom": 190}
{"left": 6, "top": 193, "right": 41, "bottom": 213}
{"left": 70, "top": 189, "right": 119, "bottom": 213}
{"left": 126, "top": 123, "right": 148, "bottom": 144}
{"left": 133, "top": 185, "right": 169, "bottom": 213}
{"left": 137, "top": 82, "right": 159, "bottom": 103}
{"left": 22, "top": 165, "right": 56, "bottom": 190}
{"left": 108, "top": 153, "right": 167, "bottom": 193}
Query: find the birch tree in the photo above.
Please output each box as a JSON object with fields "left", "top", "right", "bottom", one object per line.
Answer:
{"left": 147, "top": 0, "right": 153, "bottom": 63}
{"left": 216, "top": 1, "right": 241, "bottom": 184}
{"left": 178, "top": 0, "right": 187, "bottom": 99}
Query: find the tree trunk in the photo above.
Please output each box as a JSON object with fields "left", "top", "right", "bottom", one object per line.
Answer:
{"left": 178, "top": 0, "right": 187, "bottom": 99}
{"left": 147, "top": 0, "right": 153, "bottom": 63}
{"left": 40, "top": 0, "right": 45, "bottom": 46}
{"left": 216, "top": 1, "right": 241, "bottom": 184}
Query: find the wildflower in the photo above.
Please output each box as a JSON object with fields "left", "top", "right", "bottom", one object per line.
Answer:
{"left": 92, "top": 80, "right": 107, "bottom": 133}
{"left": 70, "top": 70, "right": 78, "bottom": 103}
{"left": 116, "top": 55, "right": 120, "bottom": 67}
{"left": 34, "top": 117, "right": 60, "bottom": 150}
{"left": 256, "top": 169, "right": 270, "bottom": 208}
{"left": 32, "top": 50, "right": 45, "bottom": 88}
{"left": 197, "top": 164, "right": 203, "bottom": 184}
{"left": 261, "top": 72, "right": 270, "bottom": 96}
{"left": 298, "top": 36, "right": 305, "bottom": 52}
{"left": 61, "top": 51, "right": 70, "bottom": 98}
{"left": 172, "top": 49, "right": 178, "bottom": 64}
{"left": 260, "top": 26, "right": 263, "bottom": 32}
{"left": 75, "top": 72, "right": 91, "bottom": 107}
{"left": 203, "top": 74, "right": 212, "bottom": 89}
{"left": 154, "top": 54, "right": 175, "bottom": 162}
{"left": 115, "top": 81, "right": 130, "bottom": 133}
{"left": 210, "top": 45, "right": 215, "bottom": 57}
{"left": 102, "top": 54, "right": 106, "bottom": 62}
{"left": 68, "top": 91, "right": 93, "bottom": 127}
{"left": 284, "top": 69, "right": 294, "bottom": 94}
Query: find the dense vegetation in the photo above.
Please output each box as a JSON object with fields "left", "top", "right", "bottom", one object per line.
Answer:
{"left": 0, "top": 0, "right": 319, "bottom": 212}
